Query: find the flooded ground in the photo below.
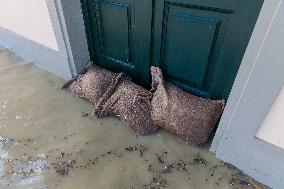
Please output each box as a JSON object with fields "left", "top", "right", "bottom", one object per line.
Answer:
{"left": 0, "top": 49, "right": 269, "bottom": 189}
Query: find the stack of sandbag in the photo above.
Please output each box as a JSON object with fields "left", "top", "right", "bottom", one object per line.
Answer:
{"left": 93, "top": 77, "right": 158, "bottom": 135}
{"left": 150, "top": 66, "right": 225, "bottom": 145}
{"left": 63, "top": 62, "right": 225, "bottom": 143}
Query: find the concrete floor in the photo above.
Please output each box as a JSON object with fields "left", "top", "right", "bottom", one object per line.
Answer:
{"left": 0, "top": 49, "right": 269, "bottom": 189}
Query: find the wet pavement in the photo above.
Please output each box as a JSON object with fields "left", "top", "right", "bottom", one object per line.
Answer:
{"left": 0, "top": 49, "right": 269, "bottom": 189}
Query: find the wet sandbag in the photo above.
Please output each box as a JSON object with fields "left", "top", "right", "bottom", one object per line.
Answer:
{"left": 62, "top": 63, "right": 119, "bottom": 104}
{"left": 150, "top": 66, "right": 225, "bottom": 145}
{"left": 94, "top": 77, "right": 158, "bottom": 135}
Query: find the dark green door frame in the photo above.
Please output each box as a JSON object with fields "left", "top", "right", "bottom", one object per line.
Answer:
{"left": 81, "top": 0, "right": 95, "bottom": 60}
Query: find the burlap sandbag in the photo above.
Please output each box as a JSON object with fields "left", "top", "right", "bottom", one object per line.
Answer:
{"left": 62, "top": 63, "right": 119, "bottom": 104}
{"left": 93, "top": 78, "right": 158, "bottom": 135}
{"left": 150, "top": 66, "right": 225, "bottom": 145}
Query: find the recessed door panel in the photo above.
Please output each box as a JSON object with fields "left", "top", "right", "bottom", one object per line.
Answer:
{"left": 153, "top": 0, "right": 263, "bottom": 99}
{"left": 100, "top": 2, "right": 130, "bottom": 61}
{"left": 163, "top": 6, "right": 220, "bottom": 87}
{"left": 86, "top": 0, "right": 152, "bottom": 86}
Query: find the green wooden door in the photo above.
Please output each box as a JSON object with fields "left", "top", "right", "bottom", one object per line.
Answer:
{"left": 82, "top": 0, "right": 263, "bottom": 99}
{"left": 84, "top": 0, "right": 153, "bottom": 86}
{"left": 152, "top": 0, "right": 263, "bottom": 99}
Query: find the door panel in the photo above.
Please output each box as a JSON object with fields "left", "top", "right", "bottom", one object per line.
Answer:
{"left": 161, "top": 5, "right": 224, "bottom": 89}
{"left": 87, "top": 0, "right": 152, "bottom": 86}
{"left": 100, "top": 2, "right": 131, "bottom": 61}
{"left": 152, "top": 0, "right": 263, "bottom": 99}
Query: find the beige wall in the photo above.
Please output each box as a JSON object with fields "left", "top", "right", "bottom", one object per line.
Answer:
{"left": 257, "top": 86, "right": 284, "bottom": 150}
{"left": 0, "top": 0, "right": 58, "bottom": 50}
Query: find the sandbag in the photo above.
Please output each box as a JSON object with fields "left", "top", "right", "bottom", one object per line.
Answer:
{"left": 93, "top": 78, "right": 158, "bottom": 135}
{"left": 150, "top": 66, "right": 225, "bottom": 145}
{"left": 62, "top": 63, "right": 119, "bottom": 104}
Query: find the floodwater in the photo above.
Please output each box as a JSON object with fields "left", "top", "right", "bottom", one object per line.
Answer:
{"left": 0, "top": 49, "right": 269, "bottom": 189}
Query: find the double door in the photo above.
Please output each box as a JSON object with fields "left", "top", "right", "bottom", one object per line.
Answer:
{"left": 83, "top": 0, "right": 263, "bottom": 99}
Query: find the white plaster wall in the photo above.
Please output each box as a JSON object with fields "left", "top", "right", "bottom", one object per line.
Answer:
{"left": 0, "top": 0, "right": 59, "bottom": 50}
{"left": 211, "top": 0, "right": 284, "bottom": 187}
{"left": 257, "top": 86, "right": 284, "bottom": 150}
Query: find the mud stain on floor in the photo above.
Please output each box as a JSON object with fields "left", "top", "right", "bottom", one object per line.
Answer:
{"left": 0, "top": 49, "right": 269, "bottom": 189}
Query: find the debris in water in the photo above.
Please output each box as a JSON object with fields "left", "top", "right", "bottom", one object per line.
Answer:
{"left": 82, "top": 112, "right": 89, "bottom": 117}
{"left": 139, "top": 149, "right": 143, "bottom": 157}
{"left": 52, "top": 159, "right": 76, "bottom": 176}
{"left": 144, "top": 171, "right": 168, "bottom": 188}
{"left": 162, "top": 165, "right": 172, "bottom": 174}
{"left": 193, "top": 158, "right": 205, "bottom": 164}
{"left": 155, "top": 153, "right": 165, "bottom": 164}
{"left": 125, "top": 146, "right": 137, "bottom": 152}
{"left": 191, "top": 154, "right": 207, "bottom": 166}
{"left": 124, "top": 144, "right": 148, "bottom": 157}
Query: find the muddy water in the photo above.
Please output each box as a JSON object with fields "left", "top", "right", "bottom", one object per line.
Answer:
{"left": 0, "top": 49, "right": 268, "bottom": 189}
